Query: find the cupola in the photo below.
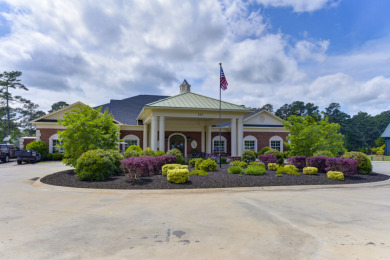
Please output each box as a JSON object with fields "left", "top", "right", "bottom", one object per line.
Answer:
{"left": 179, "top": 79, "right": 191, "bottom": 94}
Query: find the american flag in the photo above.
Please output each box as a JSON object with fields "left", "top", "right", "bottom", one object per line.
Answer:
{"left": 220, "top": 66, "right": 228, "bottom": 90}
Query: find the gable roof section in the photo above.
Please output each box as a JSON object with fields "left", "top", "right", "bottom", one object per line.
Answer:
{"left": 96, "top": 95, "right": 168, "bottom": 125}
{"left": 144, "top": 92, "right": 250, "bottom": 111}
{"left": 31, "top": 101, "right": 87, "bottom": 123}
{"left": 381, "top": 123, "right": 390, "bottom": 138}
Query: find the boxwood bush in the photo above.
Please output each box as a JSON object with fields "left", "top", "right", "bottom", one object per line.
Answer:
{"left": 189, "top": 158, "right": 203, "bottom": 167}
{"left": 229, "top": 160, "right": 247, "bottom": 168}
{"left": 26, "top": 140, "right": 48, "bottom": 159}
{"left": 241, "top": 149, "right": 256, "bottom": 162}
{"left": 244, "top": 165, "right": 266, "bottom": 175}
{"left": 155, "top": 150, "right": 166, "bottom": 156}
{"left": 228, "top": 166, "right": 242, "bottom": 174}
{"left": 75, "top": 149, "right": 123, "bottom": 181}
{"left": 167, "top": 169, "right": 189, "bottom": 183}
{"left": 303, "top": 167, "right": 318, "bottom": 175}
{"left": 52, "top": 152, "right": 63, "bottom": 161}
{"left": 267, "top": 163, "right": 279, "bottom": 171}
{"left": 327, "top": 171, "right": 344, "bottom": 181}
{"left": 167, "top": 148, "right": 185, "bottom": 164}
{"left": 189, "top": 169, "right": 208, "bottom": 176}
{"left": 198, "top": 158, "right": 217, "bottom": 171}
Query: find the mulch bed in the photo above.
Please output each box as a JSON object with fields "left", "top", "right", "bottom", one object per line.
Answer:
{"left": 40, "top": 164, "right": 390, "bottom": 190}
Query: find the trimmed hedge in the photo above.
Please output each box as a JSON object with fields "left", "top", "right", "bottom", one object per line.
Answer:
{"left": 244, "top": 165, "right": 266, "bottom": 175}
{"left": 288, "top": 156, "right": 306, "bottom": 170}
{"left": 229, "top": 160, "right": 247, "bottom": 168}
{"left": 267, "top": 163, "right": 279, "bottom": 171}
{"left": 306, "top": 156, "right": 328, "bottom": 173}
{"left": 228, "top": 166, "right": 242, "bottom": 174}
{"left": 342, "top": 151, "right": 372, "bottom": 175}
{"left": 325, "top": 157, "right": 358, "bottom": 177}
{"left": 198, "top": 158, "right": 217, "bottom": 171}
{"left": 276, "top": 165, "right": 299, "bottom": 175}
{"left": 75, "top": 149, "right": 123, "bottom": 181}
{"left": 258, "top": 154, "right": 277, "bottom": 167}
{"left": 327, "top": 171, "right": 344, "bottom": 181}
{"left": 167, "top": 169, "right": 189, "bottom": 183}
{"left": 303, "top": 167, "right": 318, "bottom": 175}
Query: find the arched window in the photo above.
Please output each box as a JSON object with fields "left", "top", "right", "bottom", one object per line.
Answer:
{"left": 123, "top": 134, "right": 140, "bottom": 152}
{"left": 269, "top": 136, "right": 283, "bottom": 152}
{"left": 168, "top": 133, "right": 187, "bottom": 156}
{"left": 49, "top": 134, "right": 64, "bottom": 154}
{"left": 243, "top": 135, "right": 258, "bottom": 152}
{"left": 212, "top": 135, "right": 227, "bottom": 153}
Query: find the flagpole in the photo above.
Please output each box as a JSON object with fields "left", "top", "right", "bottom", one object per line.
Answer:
{"left": 219, "top": 62, "right": 222, "bottom": 169}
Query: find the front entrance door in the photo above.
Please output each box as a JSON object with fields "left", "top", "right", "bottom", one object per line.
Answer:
{"left": 169, "top": 134, "right": 185, "bottom": 155}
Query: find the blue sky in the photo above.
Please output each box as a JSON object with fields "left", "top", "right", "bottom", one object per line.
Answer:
{"left": 0, "top": 0, "right": 390, "bottom": 116}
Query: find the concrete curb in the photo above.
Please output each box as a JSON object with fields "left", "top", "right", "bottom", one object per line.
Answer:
{"left": 34, "top": 176, "right": 390, "bottom": 195}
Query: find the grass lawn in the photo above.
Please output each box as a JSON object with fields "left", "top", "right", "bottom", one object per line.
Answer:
{"left": 370, "top": 155, "right": 390, "bottom": 161}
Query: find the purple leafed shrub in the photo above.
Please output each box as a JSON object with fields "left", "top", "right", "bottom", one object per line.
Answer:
{"left": 325, "top": 157, "right": 358, "bottom": 177}
{"left": 306, "top": 156, "right": 328, "bottom": 173}
{"left": 287, "top": 156, "right": 306, "bottom": 170}
{"left": 121, "top": 155, "right": 177, "bottom": 181}
{"left": 258, "top": 154, "right": 277, "bottom": 167}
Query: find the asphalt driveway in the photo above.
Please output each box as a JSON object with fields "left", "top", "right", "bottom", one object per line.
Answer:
{"left": 1, "top": 161, "right": 390, "bottom": 259}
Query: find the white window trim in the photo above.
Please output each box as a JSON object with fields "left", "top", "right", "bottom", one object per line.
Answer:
{"left": 49, "top": 133, "right": 64, "bottom": 154}
{"left": 243, "top": 135, "right": 258, "bottom": 152}
{"left": 212, "top": 135, "right": 227, "bottom": 153}
{"left": 122, "top": 134, "right": 140, "bottom": 152}
{"left": 269, "top": 135, "right": 283, "bottom": 152}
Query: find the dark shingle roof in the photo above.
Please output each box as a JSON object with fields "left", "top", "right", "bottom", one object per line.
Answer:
{"left": 96, "top": 95, "right": 168, "bottom": 125}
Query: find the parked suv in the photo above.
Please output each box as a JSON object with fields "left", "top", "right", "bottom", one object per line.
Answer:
{"left": 0, "top": 144, "right": 19, "bottom": 163}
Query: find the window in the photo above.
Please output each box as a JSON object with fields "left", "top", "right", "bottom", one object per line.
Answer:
{"left": 213, "top": 140, "right": 225, "bottom": 153}
{"left": 122, "top": 134, "right": 140, "bottom": 152}
{"left": 243, "top": 135, "right": 257, "bottom": 152}
{"left": 52, "top": 139, "right": 64, "bottom": 153}
{"left": 212, "top": 136, "right": 227, "bottom": 153}
{"left": 244, "top": 140, "right": 255, "bottom": 151}
{"left": 269, "top": 136, "right": 283, "bottom": 152}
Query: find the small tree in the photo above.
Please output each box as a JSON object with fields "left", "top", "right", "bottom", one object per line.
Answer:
{"left": 58, "top": 105, "right": 120, "bottom": 167}
{"left": 283, "top": 115, "right": 345, "bottom": 157}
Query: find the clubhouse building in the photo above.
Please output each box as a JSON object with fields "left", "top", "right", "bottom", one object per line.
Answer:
{"left": 30, "top": 80, "right": 289, "bottom": 157}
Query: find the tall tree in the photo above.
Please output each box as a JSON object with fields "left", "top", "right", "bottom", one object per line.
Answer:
{"left": 261, "top": 103, "right": 274, "bottom": 113}
{"left": 0, "top": 71, "right": 28, "bottom": 136}
{"left": 48, "top": 101, "right": 69, "bottom": 113}
{"left": 323, "top": 103, "right": 350, "bottom": 124}
{"left": 19, "top": 99, "right": 46, "bottom": 136}
{"left": 275, "top": 101, "right": 320, "bottom": 120}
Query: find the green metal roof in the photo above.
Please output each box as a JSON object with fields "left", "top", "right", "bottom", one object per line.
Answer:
{"left": 145, "top": 92, "right": 251, "bottom": 111}
{"left": 381, "top": 123, "right": 390, "bottom": 138}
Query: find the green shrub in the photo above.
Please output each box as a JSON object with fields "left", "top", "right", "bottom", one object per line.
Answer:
{"left": 167, "top": 169, "right": 189, "bottom": 183}
{"left": 127, "top": 145, "right": 143, "bottom": 153}
{"left": 241, "top": 149, "right": 256, "bottom": 162}
{"left": 264, "top": 149, "right": 284, "bottom": 164}
{"left": 162, "top": 164, "right": 188, "bottom": 176}
{"left": 276, "top": 165, "right": 285, "bottom": 174}
{"left": 284, "top": 165, "right": 300, "bottom": 175}
{"left": 167, "top": 148, "right": 185, "bottom": 164}
{"left": 303, "top": 167, "right": 318, "bottom": 175}
{"left": 267, "top": 163, "right": 279, "bottom": 171}
{"left": 189, "top": 169, "right": 208, "bottom": 176}
{"left": 259, "top": 146, "right": 271, "bottom": 155}
{"left": 282, "top": 151, "right": 290, "bottom": 158}
{"left": 313, "top": 150, "right": 335, "bottom": 157}
{"left": 26, "top": 140, "right": 48, "bottom": 159}
{"left": 228, "top": 166, "right": 242, "bottom": 174}
{"left": 221, "top": 157, "right": 227, "bottom": 164}
{"left": 342, "top": 151, "right": 372, "bottom": 175}
{"left": 249, "top": 161, "right": 265, "bottom": 168}
{"left": 229, "top": 160, "right": 247, "bottom": 168}
{"left": 327, "top": 171, "right": 344, "bottom": 181}
{"left": 106, "top": 149, "right": 124, "bottom": 175}
{"left": 276, "top": 173, "right": 283, "bottom": 177}
{"left": 155, "top": 150, "right": 166, "bottom": 156}
{"left": 189, "top": 158, "right": 203, "bottom": 167}
{"left": 75, "top": 149, "right": 122, "bottom": 181}
{"left": 46, "top": 153, "right": 53, "bottom": 160}
{"left": 244, "top": 165, "right": 266, "bottom": 175}
{"left": 52, "top": 153, "right": 63, "bottom": 161}
{"left": 142, "top": 147, "right": 155, "bottom": 156}
{"left": 198, "top": 158, "right": 217, "bottom": 172}
{"left": 194, "top": 159, "right": 203, "bottom": 170}
{"left": 124, "top": 150, "right": 140, "bottom": 158}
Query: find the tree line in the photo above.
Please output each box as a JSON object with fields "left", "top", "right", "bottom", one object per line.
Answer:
{"left": 0, "top": 71, "right": 69, "bottom": 141}
{"left": 256, "top": 101, "right": 390, "bottom": 153}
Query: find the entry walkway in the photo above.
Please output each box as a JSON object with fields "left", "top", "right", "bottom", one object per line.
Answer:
{"left": 0, "top": 161, "right": 389, "bottom": 259}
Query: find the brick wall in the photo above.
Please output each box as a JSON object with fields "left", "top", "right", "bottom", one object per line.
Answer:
{"left": 164, "top": 131, "right": 201, "bottom": 155}
{"left": 23, "top": 138, "right": 36, "bottom": 148}
{"left": 38, "top": 129, "right": 61, "bottom": 148}
{"left": 243, "top": 131, "right": 289, "bottom": 151}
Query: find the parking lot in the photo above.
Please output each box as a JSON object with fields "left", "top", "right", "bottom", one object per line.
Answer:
{"left": 1, "top": 160, "right": 390, "bottom": 259}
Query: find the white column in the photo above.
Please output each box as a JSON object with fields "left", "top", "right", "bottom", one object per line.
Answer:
{"left": 150, "top": 116, "right": 158, "bottom": 151}
{"left": 206, "top": 125, "right": 212, "bottom": 153}
{"left": 231, "top": 118, "right": 237, "bottom": 156}
{"left": 237, "top": 117, "right": 243, "bottom": 156}
{"left": 159, "top": 116, "right": 165, "bottom": 152}
{"left": 143, "top": 123, "right": 148, "bottom": 149}
{"left": 201, "top": 125, "right": 205, "bottom": 153}
{"left": 36, "top": 130, "right": 41, "bottom": 141}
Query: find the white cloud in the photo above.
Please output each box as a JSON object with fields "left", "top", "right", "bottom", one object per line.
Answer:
{"left": 254, "top": 0, "right": 339, "bottom": 12}
{"left": 292, "top": 39, "right": 329, "bottom": 62}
